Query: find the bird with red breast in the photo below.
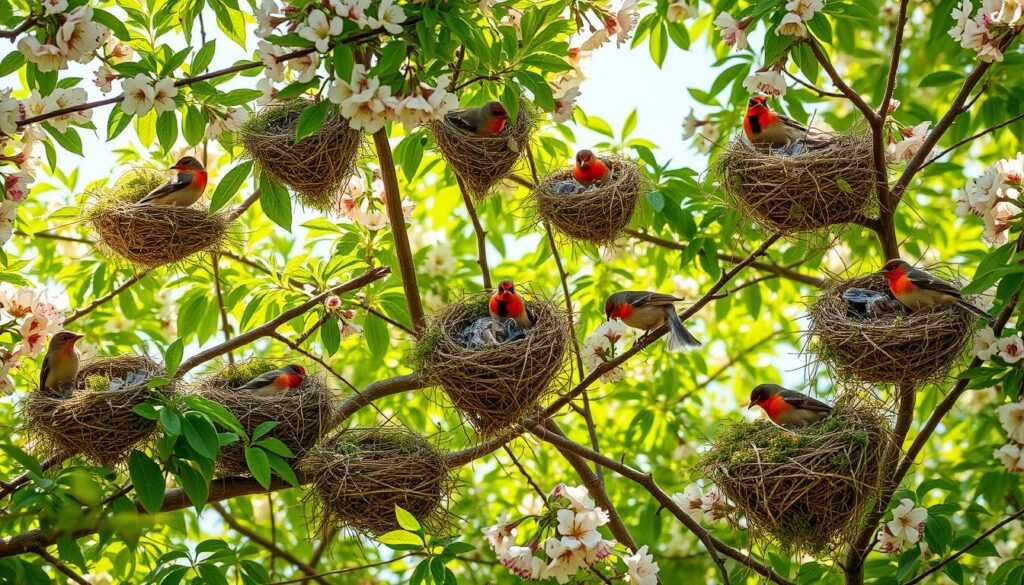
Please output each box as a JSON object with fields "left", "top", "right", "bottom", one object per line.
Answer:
{"left": 604, "top": 291, "right": 701, "bottom": 352}
{"left": 135, "top": 156, "right": 208, "bottom": 207}
{"left": 748, "top": 384, "right": 832, "bottom": 428}
{"left": 573, "top": 149, "right": 613, "bottom": 187}
{"left": 236, "top": 364, "right": 307, "bottom": 397}
{"left": 743, "top": 96, "right": 827, "bottom": 150}
{"left": 444, "top": 101, "right": 510, "bottom": 137}
{"left": 489, "top": 280, "right": 535, "bottom": 331}
{"left": 880, "top": 259, "right": 993, "bottom": 321}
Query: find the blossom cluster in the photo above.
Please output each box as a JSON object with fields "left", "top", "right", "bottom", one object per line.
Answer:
{"left": 671, "top": 482, "right": 734, "bottom": 524}
{"left": 120, "top": 75, "right": 178, "bottom": 118}
{"left": 330, "top": 169, "right": 414, "bottom": 230}
{"left": 995, "top": 400, "right": 1024, "bottom": 471}
{"left": 878, "top": 498, "right": 928, "bottom": 554}
{"left": 954, "top": 153, "right": 1022, "bottom": 246}
{"left": 0, "top": 98, "right": 45, "bottom": 245}
{"left": 949, "top": 0, "right": 1022, "bottom": 63}
{"left": 327, "top": 65, "right": 458, "bottom": 133}
{"left": 975, "top": 326, "right": 1023, "bottom": 365}
{"left": 18, "top": 5, "right": 109, "bottom": 72}
{"left": 0, "top": 285, "right": 67, "bottom": 394}
{"left": 776, "top": 0, "right": 825, "bottom": 37}
{"left": 682, "top": 108, "right": 719, "bottom": 153}
{"left": 581, "top": 319, "right": 630, "bottom": 384}
{"left": 323, "top": 296, "right": 363, "bottom": 338}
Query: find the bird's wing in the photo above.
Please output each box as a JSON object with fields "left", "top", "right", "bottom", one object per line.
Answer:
{"left": 628, "top": 291, "right": 685, "bottom": 308}
{"left": 235, "top": 369, "right": 282, "bottom": 391}
{"left": 443, "top": 109, "right": 477, "bottom": 133}
{"left": 779, "top": 390, "right": 833, "bottom": 413}
{"left": 38, "top": 353, "right": 50, "bottom": 391}
{"left": 135, "top": 172, "right": 193, "bottom": 205}
{"left": 906, "top": 269, "right": 962, "bottom": 297}
{"left": 777, "top": 114, "right": 810, "bottom": 132}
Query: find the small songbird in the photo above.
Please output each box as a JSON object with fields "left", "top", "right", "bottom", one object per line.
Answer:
{"left": 134, "top": 156, "right": 208, "bottom": 207}
{"left": 39, "top": 331, "right": 84, "bottom": 395}
{"left": 604, "top": 291, "right": 701, "bottom": 352}
{"left": 743, "top": 96, "right": 827, "bottom": 149}
{"left": 236, "top": 364, "right": 307, "bottom": 397}
{"left": 880, "top": 259, "right": 994, "bottom": 321}
{"left": 573, "top": 149, "right": 613, "bottom": 187}
{"left": 444, "top": 101, "right": 509, "bottom": 137}
{"left": 489, "top": 280, "right": 536, "bottom": 330}
{"left": 748, "top": 384, "right": 832, "bottom": 428}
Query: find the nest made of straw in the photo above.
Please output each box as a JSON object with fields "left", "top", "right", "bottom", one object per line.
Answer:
{"left": 713, "top": 133, "right": 877, "bottom": 234}
{"left": 86, "top": 169, "right": 230, "bottom": 268}
{"left": 239, "top": 100, "right": 361, "bottom": 210}
{"left": 699, "top": 401, "right": 892, "bottom": 556}
{"left": 809, "top": 273, "right": 977, "bottom": 388}
{"left": 192, "top": 359, "right": 335, "bottom": 475}
{"left": 415, "top": 292, "right": 570, "bottom": 435}
{"left": 23, "top": 355, "right": 170, "bottom": 468}
{"left": 300, "top": 427, "right": 456, "bottom": 537}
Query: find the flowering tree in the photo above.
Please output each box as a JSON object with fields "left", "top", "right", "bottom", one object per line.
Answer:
{"left": 0, "top": 0, "right": 1023, "bottom": 583}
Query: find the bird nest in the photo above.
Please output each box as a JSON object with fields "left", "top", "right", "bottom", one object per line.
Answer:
{"left": 22, "top": 355, "right": 170, "bottom": 468}
{"left": 414, "top": 292, "right": 570, "bottom": 435}
{"left": 191, "top": 359, "right": 335, "bottom": 475}
{"left": 86, "top": 169, "right": 230, "bottom": 268}
{"left": 808, "top": 273, "right": 977, "bottom": 388}
{"left": 712, "top": 133, "right": 877, "bottom": 234}
{"left": 531, "top": 156, "right": 648, "bottom": 245}
{"left": 238, "top": 100, "right": 362, "bottom": 211}
{"left": 300, "top": 426, "right": 456, "bottom": 537}
{"left": 430, "top": 101, "right": 537, "bottom": 197}
{"left": 698, "top": 400, "right": 892, "bottom": 556}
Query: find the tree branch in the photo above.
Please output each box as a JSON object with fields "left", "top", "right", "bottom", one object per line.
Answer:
{"left": 906, "top": 506, "right": 1024, "bottom": 585}
{"left": 63, "top": 269, "right": 152, "bottom": 326}
{"left": 456, "top": 175, "right": 492, "bottom": 291}
{"left": 34, "top": 547, "right": 88, "bottom": 584}
{"left": 921, "top": 112, "right": 1024, "bottom": 170}
{"left": 0, "top": 16, "right": 37, "bottom": 40}
{"left": 807, "top": 39, "right": 878, "bottom": 124}
{"left": 878, "top": 0, "right": 910, "bottom": 119}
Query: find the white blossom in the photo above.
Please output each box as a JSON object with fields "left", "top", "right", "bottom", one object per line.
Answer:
{"left": 501, "top": 545, "right": 541, "bottom": 579}
{"left": 483, "top": 512, "right": 516, "bottom": 556}
{"left": 18, "top": 37, "right": 66, "bottom": 72}
{"left": 5, "top": 172, "right": 34, "bottom": 202}
{"left": 551, "top": 484, "right": 595, "bottom": 512}
{"left": 120, "top": 74, "right": 157, "bottom": 116}
{"left": 623, "top": 545, "right": 660, "bottom": 585}
{"left": 666, "top": 1, "right": 698, "bottom": 21}
{"left": 995, "top": 443, "right": 1024, "bottom": 472}
{"left": 713, "top": 12, "right": 749, "bottom": 50}
{"left": 0, "top": 200, "right": 18, "bottom": 245}
{"left": 777, "top": 12, "right": 807, "bottom": 36}
{"left": 998, "top": 401, "right": 1024, "bottom": 443}
{"left": 151, "top": 78, "right": 178, "bottom": 115}
{"left": 889, "top": 122, "right": 930, "bottom": 161}
{"left": 886, "top": 498, "right": 927, "bottom": 549}
{"left": 42, "top": 88, "right": 90, "bottom": 132}
{"left": 258, "top": 41, "right": 287, "bottom": 82}
{"left": 974, "top": 326, "right": 999, "bottom": 360}
{"left": 949, "top": 0, "right": 974, "bottom": 41}
{"left": 542, "top": 538, "right": 587, "bottom": 584}
{"left": 291, "top": 52, "right": 319, "bottom": 84}
{"left": 370, "top": 0, "right": 406, "bottom": 34}
{"left": 672, "top": 483, "right": 705, "bottom": 522}
{"left": 255, "top": 0, "right": 282, "bottom": 38}
{"left": 55, "top": 6, "right": 109, "bottom": 64}
{"left": 786, "top": 0, "right": 825, "bottom": 20}
{"left": 42, "top": 0, "right": 67, "bottom": 15}
{"left": 299, "top": 10, "right": 343, "bottom": 53}
{"left": 93, "top": 65, "right": 116, "bottom": 93}
{"left": 997, "top": 334, "right": 1024, "bottom": 364}
{"left": 0, "top": 91, "right": 19, "bottom": 136}
{"left": 424, "top": 244, "right": 455, "bottom": 277}
{"left": 742, "top": 69, "right": 787, "bottom": 96}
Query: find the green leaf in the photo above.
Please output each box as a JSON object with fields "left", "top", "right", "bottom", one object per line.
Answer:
{"left": 42, "top": 124, "right": 83, "bottom": 155}
{"left": 622, "top": 109, "right": 638, "bottom": 138}
{"left": 209, "top": 161, "right": 253, "bottom": 213}
{"left": 182, "top": 106, "right": 207, "bottom": 147}
{"left": 183, "top": 395, "right": 246, "bottom": 437}
{"left": 919, "top": 70, "right": 964, "bottom": 88}
{"left": 395, "top": 505, "right": 421, "bottom": 531}
{"left": 364, "top": 314, "right": 389, "bottom": 359}
{"left": 93, "top": 8, "right": 131, "bottom": 41}
{"left": 57, "top": 536, "right": 87, "bottom": 572}
{"left": 176, "top": 462, "right": 210, "bottom": 512}
{"left": 128, "top": 450, "right": 165, "bottom": 514}
{"left": 164, "top": 338, "right": 184, "bottom": 374}
{"left": 441, "top": 541, "right": 476, "bottom": 556}
{"left": 258, "top": 174, "right": 292, "bottom": 231}
{"left": 159, "top": 407, "right": 182, "bottom": 436}
{"left": 0, "top": 51, "right": 25, "bottom": 77}
{"left": 0, "top": 444, "right": 44, "bottom": 476}
{"left": 377, "top": 530, "right": 423, "bottom": 548}
{"left": 156, "top": 110, "right": 178, "bottom": 154}
{"left": 410, "top": 560, "right": 429, "bottom": 585}
{"left": 649, "top": 23, "right": 668, "bottom": 67}
{"left": 513, "top": 70, "right": 554, "bottom": 111}
{"left": 244, "top": 447, "right": 271, "bottom": 489}
{"left": 182, "top": 412, "right": 220, "bottom": 460}
{"left": 251, "top": 420, "right": 278, "bottom": 441}
{"left": 333, "top": 45, "right": 355, "bottom": 80}
{"left": 254, "top": 437, "right": 294, "bottom": 458}
{"left": 295, "top": 100, "right": 331, "bottom": 143}
{"left": 321, "top": 315, "right": 341, "bottom": 356}
{"left": 191, "top": 40, "right": 217, "bottom": 74}
{"left": 266, "top": 452, "right": 301, "bottom": 487}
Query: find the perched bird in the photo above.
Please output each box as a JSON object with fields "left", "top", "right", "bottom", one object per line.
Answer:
{"left": 134, "top": 156, "right": 208, "bottom": 207}
{"left": 880, "top": 259, "right": 994, "bottom": 321}
{"left": 39, "top": 331, "right": 84, "bottom": 395}
{"left": 236, "top": 364, "right": 307, "bottom": 396}
{"left": 748, "top": 384, "right": 832, "bottom": 428}
{"left": 743, "top": 96, "right": 827, "bottom": 149}
{"left": 444, "top": 101, "right": 509, "bottom": 137}
{"left": 604, "top": 291, "right": 701, "bottom": 352}
{"left": 572, "top": 149, "right": 613, "bottom": 187}
{"left": 489, "top": 280, "right": 536, "bottom": 331}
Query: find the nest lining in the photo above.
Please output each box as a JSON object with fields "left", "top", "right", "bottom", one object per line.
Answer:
{"left": 23, "top": 355, "right": 170, "bottom": 468}
{"left": 712, "top": 133, "right": 877, "bottom": 234}
{"left": 415, "top": 292, "right": 570, "bottom": 435}
{"left": 238, "top": 100, "right": 362, "bottom": 211}
{"left": 808, "top": 273, "right": 977, "bottom": 387}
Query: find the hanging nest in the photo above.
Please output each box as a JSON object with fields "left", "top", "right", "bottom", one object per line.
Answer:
{"left": 192, "top": 358, "right": 335, "bottom": 475}
{"left": 22, "top": 355, "right": 170, "bottom": 468}
{"left": 86, "top": 169, "right": 230, "bottom": 268}
{"left": 238, "top": 100, "right": 362, "bottom": 211}
{"left": 698, "top": 400, "right": 892, "bottom": 556}
{"left": 430, "top": 100, "right": 537, "bottom": 197}
{"left": 300, "top": 426, "right": 457, "bottom": 537}
{"left": 712, "top": 133, "right": 877, "bottom": 234}
{"left": 531, "top": 156, "right": 648, "bottom": 245}
{"left": 808, "top": 273, "right": 977, "bottom": 387}
{"left": 414, "top": 291, "right": 569, "bottom": 435}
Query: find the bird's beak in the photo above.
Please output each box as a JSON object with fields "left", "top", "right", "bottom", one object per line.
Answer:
{"left": 70, "top": 333, "right": 84, "bottom": 344}
{"left": 746, "top": 402, "right": 754, "bottom": 410}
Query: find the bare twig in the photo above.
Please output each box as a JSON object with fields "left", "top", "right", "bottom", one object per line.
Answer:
{"left": 0, "top": 16, "right": 37, "bottom": 40}
{"left": 922, "top": 112, "right": 1024, "bottom": 170}
{"left": 211, "top": 254, "right": 234, "bottom": 364}
{"left": 906, "top": 507, "right": 1024, "bottom": 585}
{"left": 456, "top": 175, "right": 492, "bottom": 291}
{"left": 34, "top": 547, "right": 88, "bottom": 584}
{"left": 64, "top": 270, "right": 152, "bottom": 325}
{"left": 807, "top": 39, "right": 879, "bottom": 124}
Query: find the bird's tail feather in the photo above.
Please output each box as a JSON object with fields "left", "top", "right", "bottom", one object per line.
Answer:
{"left": 957, "top": 298, "right": 995, "bottom": 323}
{"left": 665, "top": 310, "right": 701, "bottom": 352}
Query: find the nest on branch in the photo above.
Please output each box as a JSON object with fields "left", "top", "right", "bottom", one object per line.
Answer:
{"left": 699, "top": 399, "right": 892, "bottom": 557}
{"left": 86, "top": 169, "right": 230, "bottom": 268}
{"left": 809, "top": 273, "right": 977, "bottom": 388}
{"left": 712, "top": 133, "right": 877, "bottom": 234}
{"left": 414, "top": 291, "right": 569, "bottom": 435}
{"left": 239, "top": 100, "right": 362, "bottom": 210}
{"left": 192, "top": 359, "right": 335, "bottom": 475}
{"left": 300, "top": 426, "right": 456, "bottom": 537}
{"left": 22, "top": 355, "right": 170, "bottom": 468}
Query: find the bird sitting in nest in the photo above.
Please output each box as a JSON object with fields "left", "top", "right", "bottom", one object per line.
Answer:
{"left": 236, "top": 364, "right": 307, "bottom": 396}
{"left": 748, "top": 384, "right": 832, "bottom": 429}
{"left": 134, "top": 156, "right": 208, "bottom": 207}
{"left": 573, "top": 149, "right": 613, "bottom": 187}
{"left": 444, "top": 101, "right": 509, "bottom": 137}
{"left": 744, "top": 96, "right": 829, "bottom": 151}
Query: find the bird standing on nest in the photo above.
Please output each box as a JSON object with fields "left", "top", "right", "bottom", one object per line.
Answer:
{"left": 40, "top": 331, "right": 84, "bottom": 396}
{"left": 748, "top": 384, "right": 832, "bottom": 428}
{"left": 743, "top": 96, "right": 828, "bottom": 150}
{"left": 444, "top": 101, "right": 509, "bottom": 137}
{"left": 134, "top": 156, "right": 208, "bottom": 207}
{"left": 880, "top": 259, "right": 994, "bottom": 321}
{"left": 236, "top": 364, "right": 307, "bottom": 396}
{"left": 573, "top": 149, "right": 613, "bottom": 187}
{"left": 489, "top": 280, "right": 535, "bottom": 330}
{"left": 604, "top": 291, "right": 701, "bottom": 352}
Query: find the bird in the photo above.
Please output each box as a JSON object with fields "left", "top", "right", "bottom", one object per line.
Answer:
{"left": 235, "top": 364, "right": 307, "bottom": 396}
{"left": 489, "top": 280, "right": 536, "bottom": 331}
{"left": 39, "top": 331, "right": 84, "bottom": 395}
{"left": 880, "top": 259, "right": 994, "bottom": 321}
{"left": 134, "top": 156, "right": 208, "bottom": 207}
{"left": 444, "top": 101, "right": 509, "bottom": 137}
{"left": 572, "top": 149, "right": 613, "bottom": 187}
{"left": 604, "top": 291, "right": 701, "bottom": 352}
{"left": 743, "top": 96, "right": 828, "bottom": 149}
{"left": 748, "top": 384, "right": 832, "bottom": 428}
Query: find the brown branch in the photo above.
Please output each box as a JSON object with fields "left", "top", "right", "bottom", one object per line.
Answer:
{"left": 226, "top": 190, "right": 261, "bottom": 221}
{"left": 34, "top": 547, "right": 88, "bottom": 584}
{"left": 211, "top": 254, "right": 234, "bottom": 364}
{"left": 782, "top": 70, "right": 844, "bottom": 99}
{"left": 922, "top": 112, "right": 1024, "bottom": 170}
{"left": 0, "top": 453, "right": 70, "bottom": 501}
{"left": 456, "top": 175, "right": 492, "bottom": 291}
{"left": 878, "top": 0, "right": 910, "bottom": 119}
{"left": 906, "top": 507, "right": 1024, "bottom": 585}
{"left": 63, "top": 270, "right": 152, "bottom": 325}
{"left": 328, "top": 372, "right": 424, "bottom": 428}
{"left": 0, "top": 16, "right": 37, "bottom": 40}
{"left": 807, "top": 39, "right": 878, "bottom": 124}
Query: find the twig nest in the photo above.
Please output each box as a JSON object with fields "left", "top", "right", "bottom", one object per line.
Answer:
{"left": 300, "top": 427, "right": 456, "bottom": 537}
{"left": 192, "top": 359, "right": 335, "bottom": 475}
{"left": 86, "top": 169, "right": 230, "bottom": 268}
{"left": 809, "top": 273, "right": 976, "bottom": 387}
{"left": 23, "top": 356, "right": 170, "bottom": 468}
{"left": 239, "top": 100, "right": 362, "bottom": 210}
{"left": 699, "top": 401, "right": 892, "bottom": 556}
{"left": 712, "top": 133, "right": 876, "bottom": 234}
{"left": 532, "top": 156, "right": 647, "bottom": 245}
{"left": 415, "top": 292, "right": 569, "bottom": 435}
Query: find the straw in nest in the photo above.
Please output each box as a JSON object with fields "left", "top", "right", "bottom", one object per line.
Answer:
{"left": 300, "top": 427, "right": 456, "bottom": 537}
{"left": 239, "top": 100, "right": 361, "bottom": 210}
{"left": 415, "top": 292, "right": 569, "bottom": 435}
{"left": 699, "top": 400, "right": 892, "bottom": 556}
{"left": 712, "top": 133, "right": 877, "bottom": 234}
{"left": 532, "top": 156, "right": 647, "bottom": 245}
{"left": 86, "top": 169, "right": 230, "bottom": 268}
{"left": 809, "top": 273, "right": 977, "bottom": 388}
{"left": 192, "top": 359, "right": 335, "bottom": 475}
{"left": 22, "top": 355, "right": 170, "bottom": 468}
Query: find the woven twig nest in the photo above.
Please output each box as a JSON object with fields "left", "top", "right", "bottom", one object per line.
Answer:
{"left": 415, "top": 291, "right": 570, "bottom": 435}
{"left": 23, "top": 355, "right": 170, "bottom": 468}
{"left": 192, "top": 359, "right": 335, "bottom": 475}
{"left": 532, "top": 156, "right": 647, "bottom": 245}
{"left": 300, "top": 427, "right": 456, "bottom": 537}
{"left": 809, "top": 273, "right": 976, "bottom": 387}
{"left": 712, "top": 133, "right": 877, "bottom": 234}
{"left": 239, "top": 100, "right": 362, "bottom": 210}
{"left": 699, "top": 400, "right": 892, "bottom": 556}
{"left": 86, "top": 169, "right": 230, "bottom": 268}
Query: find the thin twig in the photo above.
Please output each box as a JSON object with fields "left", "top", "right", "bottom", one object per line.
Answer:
{"left": 922, "top": 112, "right": 1024, "bottom": 170}
{"left": 64, "top": 270, "right": 152, "bottom": 325}
{"left": 456, "top": 175, "right": 492, "bottom": 290}
{"left": 34, "top": 547, "right": 88, "bottom": 584}
{"left": 782, "top": 70, "right": 844, "bottom": 99}
{"left": 211, "top": 254, "right": 234, "bottom": 364}
{"left": 905, "top": 507, "right": 1024, "bottom": 585}
{"left": 0, "top": 16, "right": 37, "bottom": 40}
